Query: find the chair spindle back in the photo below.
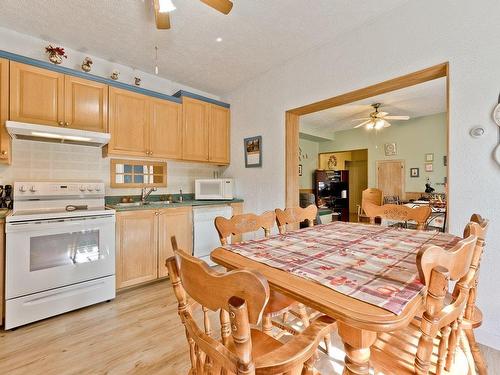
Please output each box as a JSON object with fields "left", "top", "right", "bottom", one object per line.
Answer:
{"left": 275, "top": 205, "right": 317, "bottom": 234}
{"left": 215, "top": 211, "right": 275, "bottom": 245}
{"left": 363, "top": 201, "right": 432, "bottom": 230}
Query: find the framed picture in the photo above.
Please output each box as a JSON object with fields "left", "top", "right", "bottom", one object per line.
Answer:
{"left": 298, "top": 164, "right": 303, "bottom": 176}
{"left": 443, "top": 155, "right": 447, "bottom": 166}
{"left": 425, "top": 163, "right": 433, "bottom": 172}
{"left": 244, "top": 136, "right": 262, "bottom": 168}
{"left": 384, "top": 143, "right": 397, "bottom": 156}
{"left": 410, "top": 168, "right": 419, "bottom": 178}
{"left": 425, "top": 153, "right": 434, "bottom": 162}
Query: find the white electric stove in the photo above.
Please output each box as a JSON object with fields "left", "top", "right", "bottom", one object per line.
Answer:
{"left": 4, "top": 181, "right": 116, "bottom": 329}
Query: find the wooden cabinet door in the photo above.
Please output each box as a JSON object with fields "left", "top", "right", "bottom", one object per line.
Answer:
{"left": 0, "top": 59, "right": 10, "bottom": 164}
{"left": 182, "top": 97, "right": 209, "bottom": 161}
{"left": 64, "top": 76, "right": 108, "bottom": 132}
{"left": 10, "top": 62, "right": 64, "bottom": 126}
{"left": 150, "top": 98, "right": 182, "bottom": 159}
{"left": 158, "top": 207, "right": 193, "bottom": 278}
{"left": 116, "top": 210, "right": 158, "bottom": 289}
{"left": 108, "top": 87, "right": 149, "bottom": 156}
{"left": 209, "top": 104, "right": 230, "bottom": 164}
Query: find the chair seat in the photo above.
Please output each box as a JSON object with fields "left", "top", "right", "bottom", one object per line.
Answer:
{"left": 370, "top": 318, "right": 469, "bottom": 375}
{"left": 263, "top": 290, "right": 297, "bottom": 316}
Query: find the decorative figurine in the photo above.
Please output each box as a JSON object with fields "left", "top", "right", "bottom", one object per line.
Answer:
{"left": 134, "top": 77, "right": 141, "bottom": 86}
{"left": 110, "top": 70, "right": 119, "bottom": 80}
{"left": 45, "top": 45, "right": 67, "bottom": 64}
{"left": 81, "top": 57, "right": 93, "bottom": 72}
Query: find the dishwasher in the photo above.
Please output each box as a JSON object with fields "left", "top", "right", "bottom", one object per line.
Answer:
{"left": 193, "top": 205, "right": 233, "bottom": 266}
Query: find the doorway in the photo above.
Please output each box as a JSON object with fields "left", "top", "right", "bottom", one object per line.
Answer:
{"left": 376, "top": 160, "right": 405, "bottom": 200}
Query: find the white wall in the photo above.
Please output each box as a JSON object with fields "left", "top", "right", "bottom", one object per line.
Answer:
{"left": 0, "top": 27, "right": 222, "bottom": 195}
{"left": 299, "top": 138, "right": 319, "bottom": 190}
{"left": 224, "top": 0, "right": 500, "bottom": 349}
{"left": 318, "top": 113, "right": 447, "bottom": 193}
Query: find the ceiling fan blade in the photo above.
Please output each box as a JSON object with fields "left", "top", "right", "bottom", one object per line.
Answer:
{"left": 376, "top": 112, "right": 388, "bottom": 117}
{"left": 354, "top": 120, "right": 372, "bottom": 129}
{"left": 200, "top": 0, "right": 233, "bottom": 14}
{"left": 384, "top": 115, "right": 410, "bottom": 120}
{"left": 383, "top": 120, "right": 392, "bottom": 128}
{"left": 153, "top": 0, "right": 171, "bottom": 29}
{"left": 351, "top": 118, "right": 370, "bottom": 121}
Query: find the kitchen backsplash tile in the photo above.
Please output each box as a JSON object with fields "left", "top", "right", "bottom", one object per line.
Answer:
{"left": 0, "top": 140, "right": 224, "bottom": 195}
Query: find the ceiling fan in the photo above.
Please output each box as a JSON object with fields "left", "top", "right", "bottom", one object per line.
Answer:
{"left": 353, "top": 103, "right": 410, "bottom": 130}
{"left": 153, "top": 0, "right": 233, "bottom": 29}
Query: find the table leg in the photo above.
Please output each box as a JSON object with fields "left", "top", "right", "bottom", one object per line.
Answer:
{"left": 338, "top": 322, "right": 377, "bottom": 375}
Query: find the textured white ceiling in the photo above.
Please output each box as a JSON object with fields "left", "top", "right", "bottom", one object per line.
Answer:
{"left": 300, "top": 77, "right": 447, "bottom": 135}
{"left": 0, "top": 0, "right": 409, "bottom": 95}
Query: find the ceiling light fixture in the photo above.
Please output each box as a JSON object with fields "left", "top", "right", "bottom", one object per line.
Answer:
{"left": 154, "top": 46, "right": 159, "bottom": 75}
{"left": 216, "top": 37, "right": 223, "bottom": 42}
{"left": 158, "top": 0, "right": 176, "bottom": 13}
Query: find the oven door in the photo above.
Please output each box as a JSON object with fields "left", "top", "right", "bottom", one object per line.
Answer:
{"left": 6, "top": 214, "right": 115, "bottom": 299}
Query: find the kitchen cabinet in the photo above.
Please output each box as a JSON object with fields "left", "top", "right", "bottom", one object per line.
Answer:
{"left": 182, "top": 96, "right": 210, "bottom": 162}
{"left": 106, "top": 88, "right": 182, "bottom": 159}
{"left": 116, "top": 210, "right": 158, "bottom": 289}
{"left": 116, "top": 206, "right": 193, "bottom": 289}
{"left": 10, "top": 62, "right": 64, "bottom": 127}
{"left": 208, "top": 104, "right": 230, "bottom": 164}
{"left": 64, "top": 75, "right": 108, "bottom": 132}
{"left": 0, "top": 219, "right": 4, "bottom": 325}
{"left": 0, "top": 58, "right": 10, "bottom": 164}
{"left": 10, "top": 62, "right": 108, "bottom": 132}
{"left": 182, "top": 96, "right": 231, "bottom": 164}
{"left": 158, "top": 206, "right": 193, "bottom": 278}
{"left": 149, "top": 97, "right": 182, "bottom": 159}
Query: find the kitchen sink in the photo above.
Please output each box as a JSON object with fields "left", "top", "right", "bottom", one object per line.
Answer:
{"left": 114, "top": 201, "right": 172, "bottom": 207}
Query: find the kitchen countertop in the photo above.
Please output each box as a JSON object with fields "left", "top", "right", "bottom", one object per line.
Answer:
{"left": 107, "top": 198, "right": 243, "bottom": 212}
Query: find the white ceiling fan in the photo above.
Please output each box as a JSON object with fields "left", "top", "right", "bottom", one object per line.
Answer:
{"left": 153, "top": 0, "right": 233, "bottom": 29}
{"left": 353, "top": 103, "right": 410, "bottom": 130}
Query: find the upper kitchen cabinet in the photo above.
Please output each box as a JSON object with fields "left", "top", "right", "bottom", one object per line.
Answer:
{"left": 10, "top": 62, "right": 108, "bottom": 132}
{"left": 182, "top": 96, "right": 210, "bottom": 162}
{"left": 10, "top": 61, "right": 64, "bottom": 127}
{"left": 106, "top": 87, "right": 150, "bottom": 156}
{"left": 182, "top": 96, "right": 230, "bottom": 165}
{"left": 149, "top": 97, "right": 182, "bottom": 159}
{"left": 209, "top": 104, "right": 230, "bottom": 164}
{"left": 64, "top": 76, "right": 108, "bottom": 132}
{"left": 0, "top": 58, "right": 10, "bottom": 164}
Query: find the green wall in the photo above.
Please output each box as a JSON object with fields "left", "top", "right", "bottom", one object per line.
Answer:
{"left": 299, "top": 138, "right": 319, "bottom": 189}
{"left": 315, "top": 112, "right": 447, "bottom": 193}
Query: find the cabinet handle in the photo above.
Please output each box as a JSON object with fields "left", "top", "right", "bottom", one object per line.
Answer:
{"left": 1, "top": 150, "right": 6, "bottom": 156}
{"left": 65, "top": 122, "right": 69, "bottom": 127}
{"left": 150, "top": 151, "right": 153, "bottom": 156}
{"left": 155, "top": 212, "right": 159, "bottom": 216}
{"left": 58, "top": 121, "right": 64, "bottom": 126}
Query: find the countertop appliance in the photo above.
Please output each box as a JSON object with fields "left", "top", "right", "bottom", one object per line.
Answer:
{"left": 5, "top": 181, "right": 115, "bottom": 329}
{"left": 6, "top": 121, "right": 111, "bottom": 147}
{"left": 195, "top": 178, "right": 233, "bottom": 200}
{"left": 193, "top": 205, "right": 232, "bottom": 266}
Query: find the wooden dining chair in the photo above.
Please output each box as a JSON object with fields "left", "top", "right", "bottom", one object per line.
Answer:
{"left": 455, "top": 214, "right": 489, "bottom": 375}
{"left": 363, "top": 201, "right": 432, "bottom": 230}
{"left": 367, "top": 228, "right": 479, "bottom": 374}
{"left": 275, "top": 204, "right": 317, "bottom": 234}
{"left": 357, "top": 188, "right": 383, "bottom": 222}
{"left": 166, "top": 237, "right": 336, "bottom": 375}
{"left": 214, "top": 212, "right": 305, "bottom": 340}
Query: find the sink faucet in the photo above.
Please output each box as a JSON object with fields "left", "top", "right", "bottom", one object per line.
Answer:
{"left": 141, "top": 187, "right": 157, "bottom": 203}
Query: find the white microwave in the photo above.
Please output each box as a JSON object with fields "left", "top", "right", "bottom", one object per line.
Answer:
{"left": 195, "top": 179, "right": 234, "bottom": 200}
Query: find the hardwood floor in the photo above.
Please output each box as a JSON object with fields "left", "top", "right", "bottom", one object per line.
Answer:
{"left": 1, "top": 280, "right": 499, "bottom": 374}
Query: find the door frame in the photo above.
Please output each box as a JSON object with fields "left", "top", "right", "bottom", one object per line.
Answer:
{"left": 285, "top": 63, "right": 449, "bottom": 218}
{"left": 375, "top": 159, "right": 406, "bottom": 200}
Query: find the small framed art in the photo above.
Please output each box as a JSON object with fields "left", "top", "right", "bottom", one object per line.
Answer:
{"left": 425, "top": 163, "right": 433, "bottom": 172}
{"left": 299, "top": 164, "right": 303, "bottom": 176}
{"left": 410, "top": 168, "right": 419, "bottom": 178}
{"left": 384, "top": 143, "right": 397, "bottom": 156}
{"left": 244, "top": 136, "right": 262, "bottom": 168}
{"left": 425, "top": 153, "right": 434, "bottom": 162}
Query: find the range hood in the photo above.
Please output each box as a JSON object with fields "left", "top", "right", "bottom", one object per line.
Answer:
{"left": 6, "top": 121, "right": 110, "bottom": 147}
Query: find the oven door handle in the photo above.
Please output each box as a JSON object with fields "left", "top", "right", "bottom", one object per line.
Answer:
{"left": 6, "top": 215, "right": 115, "bottom": 233}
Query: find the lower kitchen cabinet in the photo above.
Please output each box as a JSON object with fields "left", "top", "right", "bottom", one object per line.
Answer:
{"left": 116, "top": 210, "right": 158, "bottom": 289}
{"left": 0, "top": 219, "right": 4, "bottom": 325}
{"left": 115, "top": 206, "right": 193, "bottom": 289}
{"left": 158, "top": 206, "right": 193, "bottom": 278}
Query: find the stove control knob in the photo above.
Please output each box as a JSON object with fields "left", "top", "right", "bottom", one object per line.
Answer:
{"left": 29, "top": 186, "right": 37, "bottom": 192}
{"left": 19, "top": 185, "right": 27, "bottom": 192}
{"left": 94, "top": 185, "right": 101, "bottom": 192}
{"left": 87, "top": 185, "right": 94, "bottom": 192}
{"left": 79, "top": 185, "right": 86, "bottom": 192}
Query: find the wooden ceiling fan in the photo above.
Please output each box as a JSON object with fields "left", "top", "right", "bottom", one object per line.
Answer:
{"left": 352, "top": 103, "right": 410, "bottom": 130}
{"left": 153, "top": 0, "right": 233, "bottom": 29}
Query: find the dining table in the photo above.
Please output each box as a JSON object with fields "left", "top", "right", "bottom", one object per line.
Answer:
{"left": 210, "top": 221, "right": 461, "bottom": 375}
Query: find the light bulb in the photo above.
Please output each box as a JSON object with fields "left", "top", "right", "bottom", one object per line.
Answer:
{"left": 158, "top": 0, "right": 176, "bottom": 12}
{"left": 366, "top": 122, "right": 374, "bottom": 130}
{"left": 374, "top": 119, "right": 385, "bottom": 130}
{"left": 155, "top": 65, "right": 159, "bottom": 75}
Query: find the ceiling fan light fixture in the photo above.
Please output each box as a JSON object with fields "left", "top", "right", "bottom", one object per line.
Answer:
{"left": 374, "top": 119, "right": 385, "bottom": 130}
{"left": 158, "top": 0, "right": 176, "bottom": 13}
{"left": 366, "top": 122, "right": 375, "bottom": 130}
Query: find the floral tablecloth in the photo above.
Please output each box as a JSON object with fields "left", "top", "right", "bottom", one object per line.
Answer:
{"left": 223, "top": 222, "right": 460, "bottom": 315}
